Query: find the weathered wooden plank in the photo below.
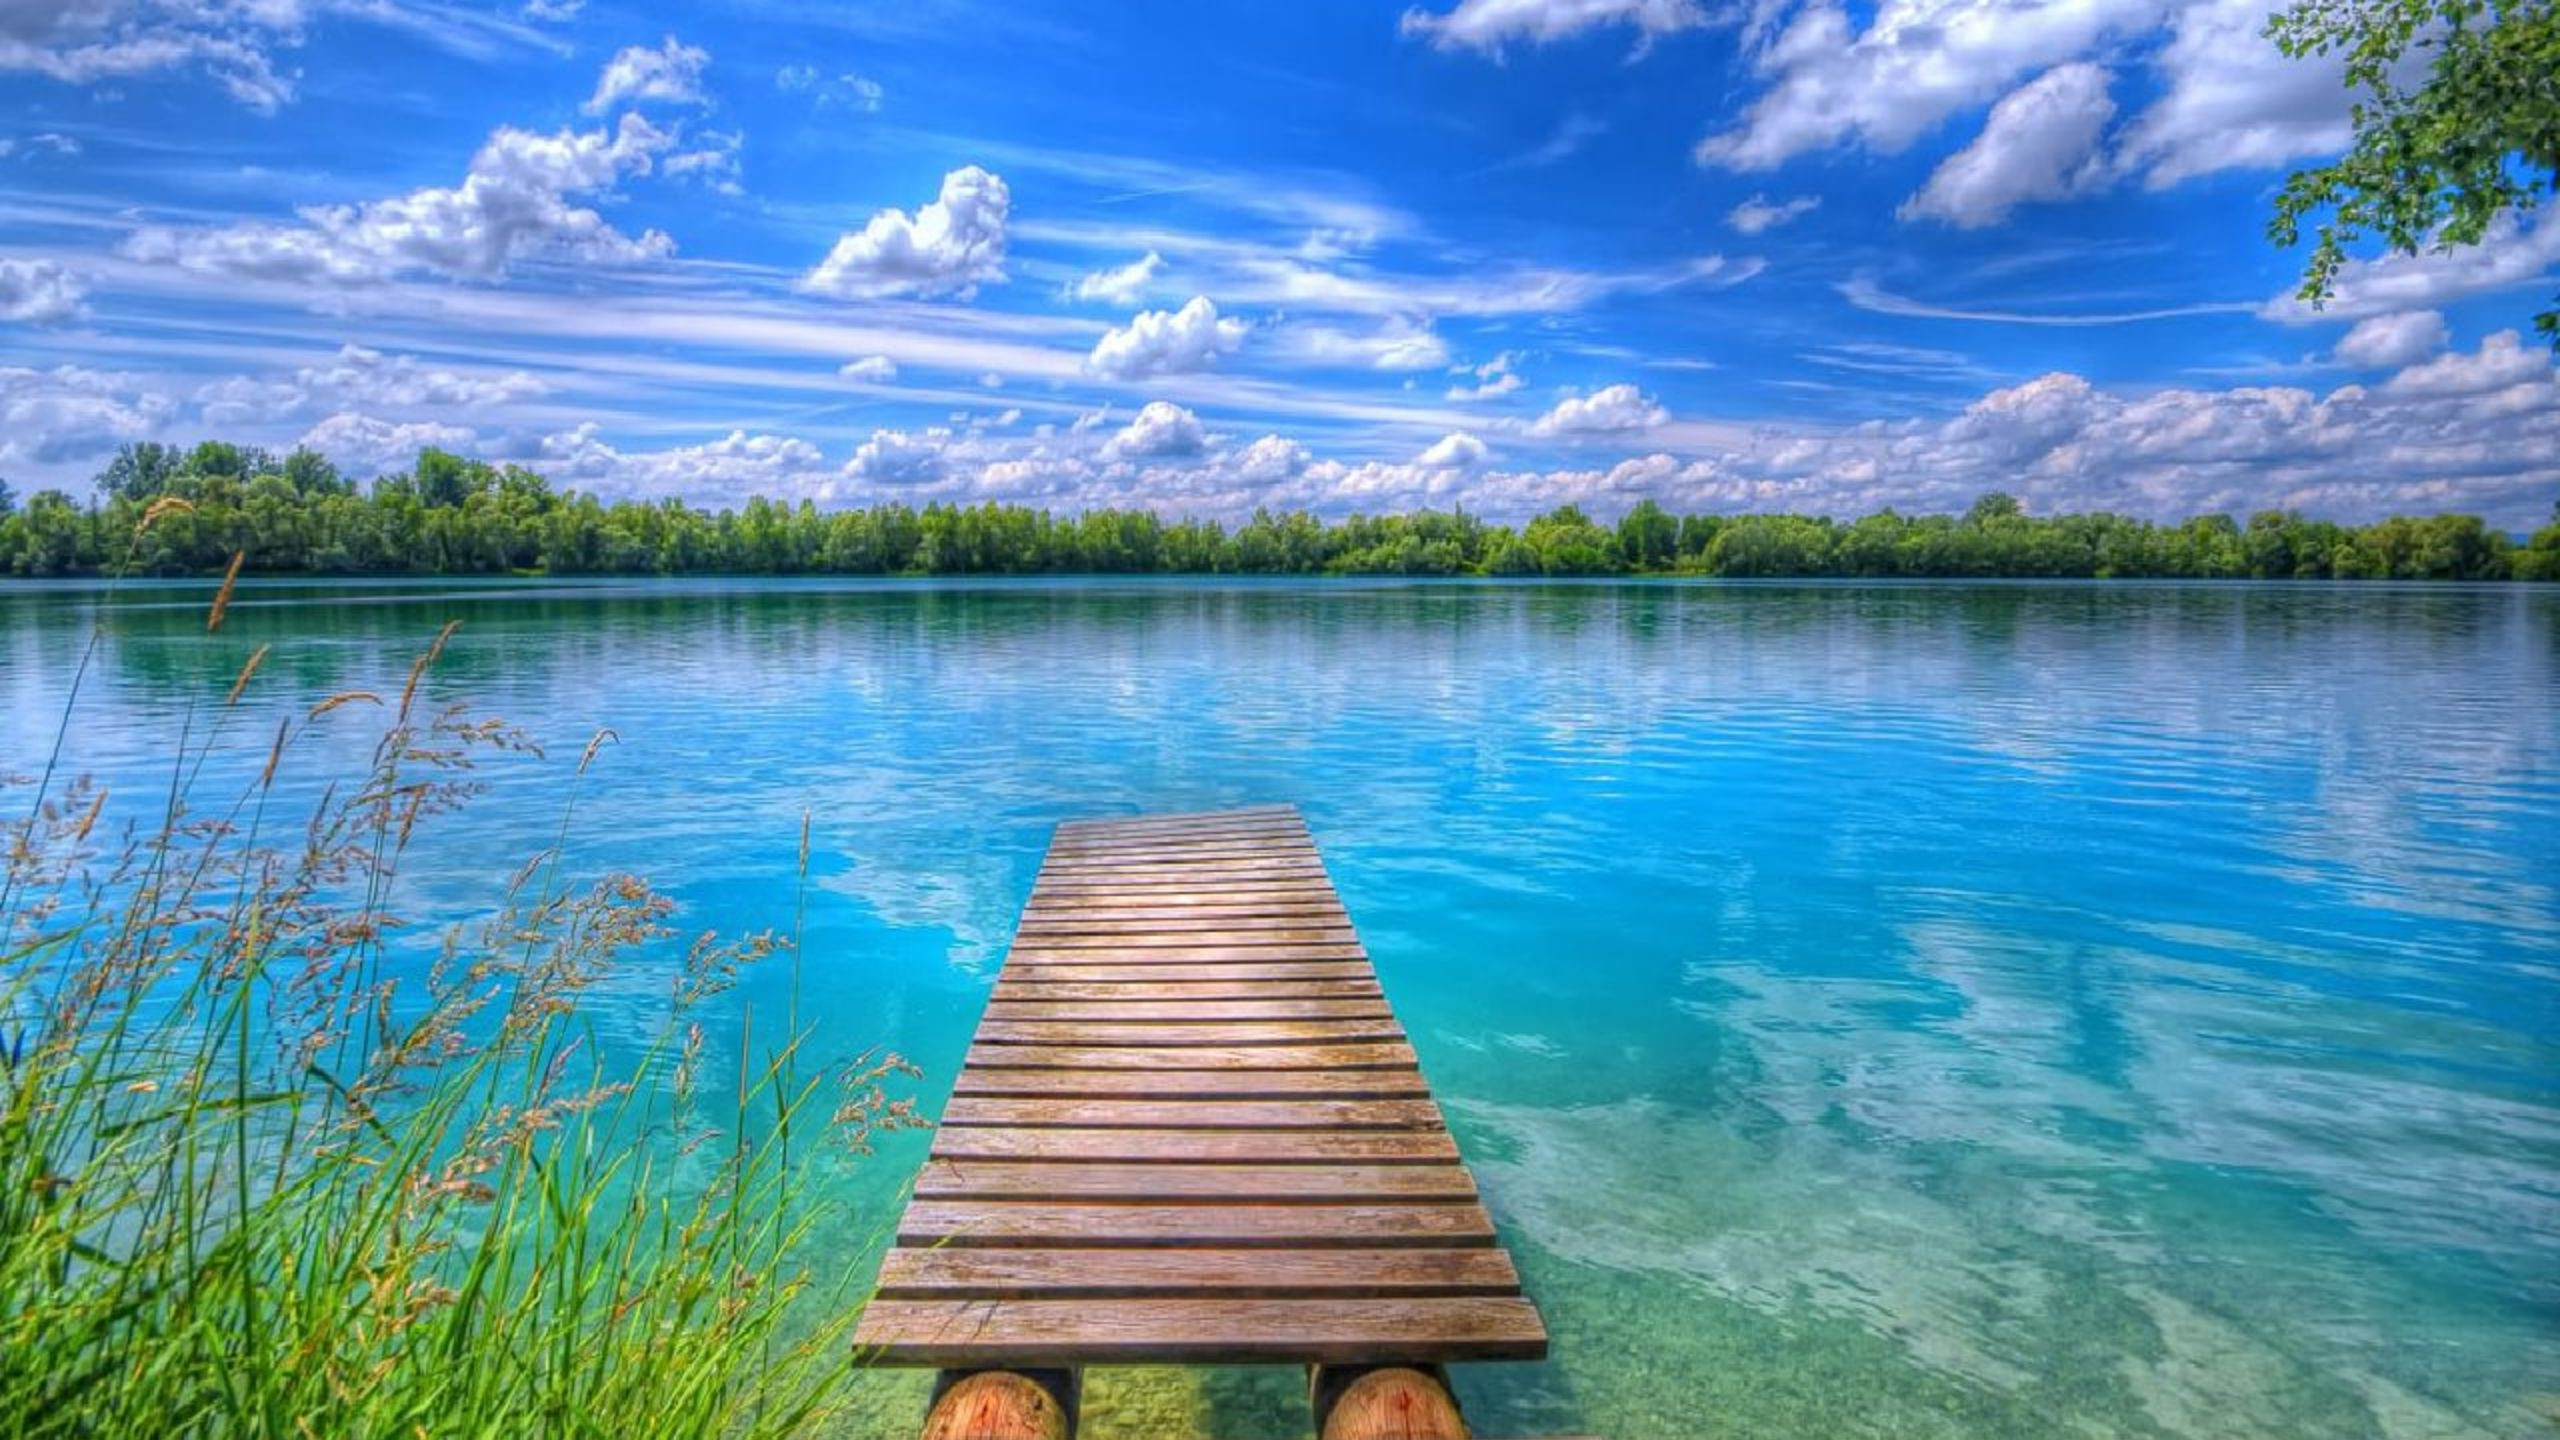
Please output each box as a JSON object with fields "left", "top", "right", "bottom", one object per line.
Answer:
{"left": 953, "top": 1067, "right": 1430, "bottom": 1100}
{"left": 971, "top": 1018, "right": 1404, "bottom": 1047}
{"left": 1055, "top": 808, "right": 1297, "bottom": 836}
{"left": 1024, "top": 877, "right": 1337, "bottom": 898}
{"left": 1006, "top": 943, "right": 1369, "bottom": 965}
{"left": 854, "top": 1296, "right": 1549, "bottom": 1366}
{"left": 1020, "top": 901, "right": 1350, "bottom": 922}
{"left": 1014, "top": 917, "right": 1353, "bottom": 939}
{"left": 1049, "top": 825, "right": 1309, "bottom": 854}
{"left": 874, "top": 1247, "right": 1518, "bottom": 1301}
{"left": 1021, "top": 883, "right": 1340, "bottom": 903}
{"left": 990, "top": 980, "right": 1382, "bottom": 1001}
{"left": 982, "top": 999, "right": 1396, "bottom": 1023}
{"left": 1001, "top": 963, "right": 1376, "bottom": 985}
{"left": 1007, "top": 928, "right": 1362, "bottom": 950}
{"left": 928, "top": 1126, "right": 1459, "bottom": 1164}
{"left": 900, "top": 1201, "right": 1493, "bottom": 1249}
{"left": 1036, "top": 852, "right": 1324, "bottom": 871}
{"left": 939, "top": 1097, "right": 1446, "bottom": 1131}
{"left": 961, "top": 1041, "right": 1418, "bottom": 1071}
{"left": 914, "top": 1161, "right": 1476, "bottom": 1203}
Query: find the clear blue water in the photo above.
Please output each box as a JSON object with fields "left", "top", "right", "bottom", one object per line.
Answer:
{"left": 5, "top": 578, "right": 2556, "bottom": 1438}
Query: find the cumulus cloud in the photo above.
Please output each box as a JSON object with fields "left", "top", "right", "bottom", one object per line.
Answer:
{"left": 535, "top": 423, "right": 832, "bottom": 499}
{"left": 2261, "top": 211, "right": 2560, "bottom": 324}
{"left": 1448, "top": 351, "right": 1526, "bottom": 400}
{"left": 297, "top": 412, "right": 482, "bottom": 477}
{"left": 2380, "top": 329, "right": 2547, "bottom": 399}
{"left": 1696, "top": 0, "right": 2162, "bottom": 171}
{"left": 585, "top": 37, "right": 710, "bottom": 114}
{"left": 1401, "top": 0, "right": 1707, "bottom": 56}
{"left": 802, "top": 166, "right": 1010, "bottom": 300}
{"left": 2115, "top": 0, "right": 2353, "bottom": 187}
{"left": 1276, "top": 315, "right": 1447, "bottom": 371}
{"left": 1528, "top": 383, "right": 1667, "bottom": 438}
{"left": 1087, "top": 296, "right": 1248, "bottom": 380}
{"left": 0, "top": 363, "right": 174, "bottom": 465}
{"left": 1, "top": 0, "right": 304, "bottom": 112}
{"left": 1727, "top": 193, "right": 1820, "bottom": 235}
{"left": 662, "top": 129, "right": 743, "bottom": 194}
{"left": 0, "top": 258, "right": 87, "bottom": 323}
{"left": 125, "top": 113, "right": 677, "bottom": 285}
{"left": 197, "top": 344, "right": 547, "bottom": 426}
{"left": 1103, "top": 400, "right": 1208, "bottom": 458}
{"left": 844, "top": 427, "right": 945, "bottom": 484}
{"left": 1901, "top": 64, "right": 2114, "bottom": 228}
{"left": 1417, "top": 431, "right": 1490, "bottom": 468}
{"left": 1230, "top": 433, "right": 1311, "bottom": 483}
{"left": 839, "top": 355, "right": 898, "bottom": 383}
{"left": 2332, "top": 310, "right": 2448, "bottom": 370}
{"left": 1070, "top": 250, "right": 1164, "bottom": 305}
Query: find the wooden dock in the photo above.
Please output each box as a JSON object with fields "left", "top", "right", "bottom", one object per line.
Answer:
{"left": 856, "top": 804, "right": 1547, "bottom": 1425}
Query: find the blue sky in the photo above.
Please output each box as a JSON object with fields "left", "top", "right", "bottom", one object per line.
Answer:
{"left": 3, "top": 0, "right": 2556, "bottom": 524}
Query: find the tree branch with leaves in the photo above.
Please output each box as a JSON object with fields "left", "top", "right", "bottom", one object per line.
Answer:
{"left": 2266, "top": 0, "right": 2560, "bottom": 343}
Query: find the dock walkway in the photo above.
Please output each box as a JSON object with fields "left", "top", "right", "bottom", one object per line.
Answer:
{"left": 855, "top": 804, "right": 1548, "bottom": 1374}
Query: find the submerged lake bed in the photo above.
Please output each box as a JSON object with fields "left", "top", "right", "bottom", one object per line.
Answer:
{"left": 4, "top": 577, "right": 2555, "bottom": 1439}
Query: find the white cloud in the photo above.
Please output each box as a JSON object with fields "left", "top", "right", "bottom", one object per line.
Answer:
{"left": 1070, "top": 250, "right": 1164, "bottom": 305}
{"left": 802, "top": 165, "right": 1010, "bottom": 300}
{"left": 524, "top": 0, "right": 583, "bottom": 19}
{"left": 839, "top": 355, "right": 898, "bottom": 383}
{"left": 585, "top": 37, "right": 710, "bottom": 114}
{"left": 1447, "top": 350, "right": 1526, "bottom": 400}
{"left": 1727, "top": 193, "right": 1820, "bottom": 235}
{"left": 2380, "top": 329, "right": 2547, "bottom": 399}
{"left": 0, "top": 258, "right": 87, "bottom": 324}
{"left": 776, "top": 63, "right": 817, "bottom": 90}
{"left": 1103, "top": 400, "right": 1208, "bottom": 458}
{"left": 1275, "top": 314, "right": 1447, "bottom": 371}
{"left": 297, "top": 412, "right": 482, "bottom": 477}
{"left": 125, "top": 113, "right": 677, "bottom": 285}
{"left": 777, "top": 64, "right": 881, "bottom": 109}
{"left": 2115, "top": 0, "right": 2353, "bottom": 187}
{"left": 663, "top": 128, "right": 743, "bottom": 195}
{"left": 0, "top": 132, "right": 81, "bottom": 160}
{"left": 1417, "top": 431, "right": 1490, "bottom": 468}
{"left": 2332, "top": 311, "right": 2448, "bottom": 370}
{"left": 1230, "top": 433, "right": 1310, "bottom": 483}
{"left": 1696, "top": 0, "right": 2165, "bottom": 171}
{"left": 1528, "top": 383, "right": 1667, "bottom": 437}
{"left": 540, "top": 422, "right": 833, "bottom": 499}
{"left": 1401, "top": 0, "right": 1708, "bottom": 56}
{"left": 844, "top": 427, "right": 945, "bottom": 484}
{"left": 0, "top": 363, "right": 173, "bottom": 465}
{"left": 2261, "top": 211, "right": 2560, "bottom": 324}
{"left": 0, "top": 0, "right": 302, "bottom": 112}
{"left": 1901, "top": 63, "right": 2114, "bottom": 228}
{"left": 1086, "top": 296, "right": 1247, "bottom": 380}
{"left": 197, "top": 344, "right": 547, "bottom": 426}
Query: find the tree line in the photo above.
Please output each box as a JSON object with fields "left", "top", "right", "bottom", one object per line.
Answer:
{"left": 3, "top": 441, "right": 2556, "bottom": 581}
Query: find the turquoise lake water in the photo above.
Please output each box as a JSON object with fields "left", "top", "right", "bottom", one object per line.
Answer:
{"left": 4, "top": 578, "right": 2556, "bottom": 1438}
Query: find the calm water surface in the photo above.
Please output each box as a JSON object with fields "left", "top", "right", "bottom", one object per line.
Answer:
{"left": 4, "top": 578, "right": 2556, "bottom": 1439}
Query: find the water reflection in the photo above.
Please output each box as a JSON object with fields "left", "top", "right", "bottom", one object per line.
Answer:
{"left": 3, "top": 578, "right": 2555, "bottom": 1439}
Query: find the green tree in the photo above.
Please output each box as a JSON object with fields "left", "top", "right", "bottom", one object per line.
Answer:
{"left": 2265, "top": 0, "right": 2560, "bottom": 341}
{"left": 1616, "top": 499, "right": 1677, "bottom": 571}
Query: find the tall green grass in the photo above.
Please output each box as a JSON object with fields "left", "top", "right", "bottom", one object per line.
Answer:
{"left": 0, "top": 553, "right": 921, "bottom": 1437}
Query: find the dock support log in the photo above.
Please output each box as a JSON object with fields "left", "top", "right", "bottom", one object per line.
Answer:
{"left": 1314, "top": 1364, "right": 1469, "bottom": 1440}
{"left": 919, "top": 1368, "right": 1075, "bottom": 1440}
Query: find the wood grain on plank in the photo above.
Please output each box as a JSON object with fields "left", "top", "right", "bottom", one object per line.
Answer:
{"left": 952, "top": 1067, "right": 1430, "bottom": 1100}
{"left": 914, "top": 1160, "right": 1475, "bottom": 1202}
{"left": 981, "top": 999, "right": 1395, "bottom": 1022}
{"left": 939, "top": 1097, "right": 1446, "bottom": 1131}
{"left": 960, "top": 1041, "right": 1419, "bottom": 1071}
{"left": 990, "top": 980, "right": 1383, "bottom": 1001}
{"left": 971, "top": 1019, "right": 1404, "bottom": 1047}
{"left": 874, "top": 1247, "right": 1518, "bottom": 1301}
{"left": 899, "top": 1200, "right": 1494, "bottom": 1248}
{"left": 927, "top": 1126, "right": 1460, "bottom": 1164}
{"left": 852, "top": 1297, "right": 1548, "bottom": 1367}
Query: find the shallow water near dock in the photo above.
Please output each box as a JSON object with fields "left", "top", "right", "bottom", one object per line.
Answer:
{"left": 5, "top": 578, "right": 2555, "bottom": 1439}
